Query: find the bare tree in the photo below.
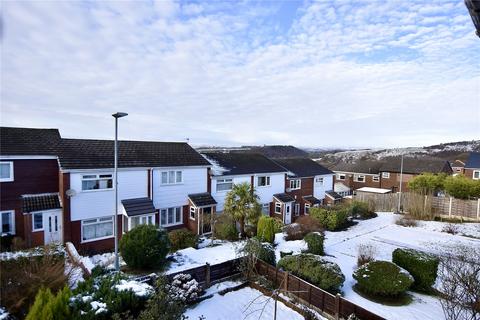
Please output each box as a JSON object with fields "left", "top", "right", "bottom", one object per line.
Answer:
{"left": 438, "top": 245, "right": 480, "bottom": 320}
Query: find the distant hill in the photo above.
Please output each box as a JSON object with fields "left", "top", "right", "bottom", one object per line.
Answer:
{"left": 196, "top": 145, "right": 308, "bottom": 159}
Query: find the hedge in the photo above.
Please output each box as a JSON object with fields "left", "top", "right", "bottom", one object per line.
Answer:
{"left": 392, "top": 248, "right": 439, "bottom": 292}
{"left": 168, "top": 229, "right": 198, "bottom": 252}
{"left": 309, "top": 207, "right": 350, "bottom": 231}
{"left": 257, "top": 216, "right": 275, "bottom": 243}
{"left": 303, "top": 232, "right": 324, "bottom": 255}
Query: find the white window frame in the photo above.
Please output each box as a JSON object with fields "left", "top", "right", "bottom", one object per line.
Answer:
{"left": 0, "top": 161, "right": 14, "bottom": 182}
{"left": 275, "top": 202, "right": 282, "bottom": 214}
{"left": 262, "top": 203, "right": 270, "bottom": 215}
{"left": 128, "top": 213, "right": 155, "bottom": 231}
{"left": 382, "top": 172, "right": 390, "bottom": 179}
{"left": 32, "top": 211, "right": 44, "bottom": 232}
{"left": 81, "top": 174, "right": 113, "bottom": 192}
{"left": 289, "top": 179, "right": 301, "bottom": 190}
{"left": 473, "top": 170, "right": 480, "bottom": 180}
{"left": 354, "top": 175, "right": 366, "bottom": 183}
{"left": 315, "top": 177, "right": 324, "bottom": 184}
{"left": 216, "top": 178, "right": 233, "bottom": 192}
{"left": 81, "top": 216, "right": 114, "bottom": 243}
{"left": 0, "top": 210, "right": 15, "bottom": 235}
{"left": 257, "top": 176, "right": 271, "bottom": 187}
{"left": 160, "top": 170, "right": 183, "bottom": 185}
{"left": 304, "top": 204, "right": 311, "bottom": 214}
{"left": 372, "top": 175, "right": 380, "bottom": 182}
{"left": 160, "top": 206, "right": 183, "bottom": 227}
{"left": 190, "top": 207, "right": 196, "bottom": 220}
{"left": 337, "top": 174, "right": 346, "bottom": 180}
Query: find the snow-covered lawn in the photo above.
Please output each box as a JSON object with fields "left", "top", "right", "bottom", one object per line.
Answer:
{"left": 184, "top": 287, "right": 306, "bottom": 320}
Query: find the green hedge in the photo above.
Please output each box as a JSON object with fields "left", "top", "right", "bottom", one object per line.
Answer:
{"left": 120, "top": 224, "right": 170, "bottom": 270}
{"left": 392, "top": 248, "right": 439, "bottom": 292}
{"left": 272, "top": 218, "right": 284, "bottom": 234}
{"left": 277, "top": 254, "right": 345, "bottom": 293}
{"left": 214, "top": 216, "right": 238, "bottom": 241}
{"left": 353, "top": 261, "right": 413, "bottom": 296}
{"left": 348, "top": 201, "right": 377, "bottom": 219}
{"left": 168, "top": 229, "right": 198, "bottom": 252}
{"left": 309, "top": 207, "right": 350, "bottom": 231}
{"left": 257, "top": 216, "right": 275, "bottom": 243}
{"left": 303, "top": 232, "right": 324, "bottom": 255}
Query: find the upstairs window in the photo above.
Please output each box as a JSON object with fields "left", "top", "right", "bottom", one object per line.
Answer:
{"left": 354, "top": 175, "right": 365, "bottom": 183}
{"left": 315, "top": 177, "right": 324, "bottom": 184}
{"left": 216, "top": 178, "right": 233, "bottom": 192}
{"left": 289, "top": 179, "right": 301, "bottom": 190}
{"left": 372, "top": 175, "right": 380, "bottom": 182}
{"left": 337, "top": 174, "right": 346, "bottom": 180}
{"left": 1, "top": 210, "right": 15, "bottom": 235}
{"left": 82, "top": 174, "right": 113, "bottom": 191}
{"left": 382, "top": 172, "right": 390, "bottom": 179}
{"left": 0, "top": 162, "right": 13, "bottom": 182}
{"left": 161, "top": 170, "right": 182, "bottom": 185}
{"left": 257, "top": 176, "right": 270, "bottom": 187}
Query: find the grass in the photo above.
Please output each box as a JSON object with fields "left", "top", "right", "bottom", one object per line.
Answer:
{"left": 352, "top": 285, "right": 413, "bottom": 306}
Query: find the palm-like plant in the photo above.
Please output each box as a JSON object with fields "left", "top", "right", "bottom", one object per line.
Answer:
{"left": 223, "top": 182, "right": 262, "bottom": 237}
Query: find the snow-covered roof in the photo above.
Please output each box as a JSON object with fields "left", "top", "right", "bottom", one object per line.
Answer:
{"left": 334, "top": 182, "right": 351, "bottom": 192}
{"left": 356, "top": 187, "right": 392, "bottom": 194}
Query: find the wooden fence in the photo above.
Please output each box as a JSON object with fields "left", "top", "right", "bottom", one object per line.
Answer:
{"left": 255, "top": 260, "right": 385, "bottom": 320}
{"left": 354, "top": 192, "right": 480, "bottom": 221}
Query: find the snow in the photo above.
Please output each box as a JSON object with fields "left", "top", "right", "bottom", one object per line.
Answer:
{"left": 202, "top": 280, "right": 245, "bottom": 297}
{"left": 80, "top": 252, "right": 126, "bottom": 272}
{"left": 184, "top": 287, "right": 306, "bottom": 320}
{"left": 0, "top": 307, "right": 9, "bottom": 320}
{"left": 90, "top": 301, "right": 107, "bottom": 314}
{"left": 356, "top": 187, "right": 392, "bottom": 194}
{"left": 115, "top": 279, "right": 154, "bottom": 297}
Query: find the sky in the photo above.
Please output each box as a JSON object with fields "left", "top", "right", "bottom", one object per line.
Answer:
{"left": 1, "top": 0, "right": 479, "bottom": 149}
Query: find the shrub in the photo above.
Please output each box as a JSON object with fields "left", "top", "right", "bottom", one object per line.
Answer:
{"left": 392, "top": 248, "right": 439, "bottom": 292}
{"left": 214, "top": 215, "right": 238, "bottom": 241}
{"left": 280, "top": 250, "right": 293, "bottom": 258}
{"left": 272, "top": 218, "right": 284, "bottom": 233}
{"left": 303, "top": 232, "right": 324, "bottom": 255}
{"left": 356, "top": 244, "right": 376, "bottom": 267}
{"left": 349, "top": 201, "right": 377, "bottom": 219}
{"left": 284, "top": 216, "right": 323, "bottom": 240}
{"left": 442, "top": 223, "right": 459, "bottom": 235}
{"left": 167, "top": 274, "right": 203, "bottom": 303}
{"left": 257, "top": 216, "right": 275, "bottom": 243}
{"left": 277, "top": 254, "right": 345, "bottom": 293}
{"left": 395, "top": 215, "right": 418, "bottom": 227}
{"left": 26, "top": 286, "right": 71, "bottom": 320}
{"left": 353, "top": 261, "right": 414, "bottom": 296}
{"left": 310, "top": 207, "right": 350, "bottom": 231}
{"left": 168, "top": 229, "right": 198, "bottom": 252}
{"left": 138, "top": 277, "right": 186, "bottom": 320}
{"left": 120, "top": 224, "right": 170, "bottom": 270}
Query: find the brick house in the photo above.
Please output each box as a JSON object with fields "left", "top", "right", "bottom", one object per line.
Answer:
{"left": 450, "top": 159, "right": 465, "bottom": 175}
{"left": 464, "top": 152, "right": 480, "bottom": 180}
{"left": 330, "top": 161, "right": 384, "bottom": 191}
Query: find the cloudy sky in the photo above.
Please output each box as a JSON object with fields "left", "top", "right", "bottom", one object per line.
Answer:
{"left": 1, "top": 0, "right": 479, "bottom": 148}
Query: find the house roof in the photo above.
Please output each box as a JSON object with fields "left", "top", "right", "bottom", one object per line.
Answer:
{"left": 188, "top": 193, "right": 217, "bottom": 207}
{"left": 274, "top": 193, "right": 295, "bottom": 203}
{"left": 57, "top": 139, "right": 210, "bottom": 170}
{"left": 121, "top": 198, "right": 156, "bottom": 217}
{"left": 202, "top": 152, "right": 286, "bottom": 176}
{"left": 330, "top": 161, "right": 384, "bottom": 174}
{"left": 325, "top": 191, "right": 343, "bottom": 200}
{"left": 0, "top": 127, "right": 61, "bottom": 156}
{"left": 243, "top": 145, "right": 308, "bottom": 159}
{"left": 379, "top": 157, "right": 452, "bottom": 175}
{"left": 450, "top": 160, "right": 465, "bottom": 168}
{"left": 22, "top": 193, "right": 62, "bottom": 213}
{"left": 303, "top": 196, "right": 321, "bottom": 205}
{"left": 356, "top": 187, "right": 392, "bottom": 194}
{"left": 274, "top": 157, "right": 332, "bottom": 177}
{"left": 465, "top": 152, "right": 480, "bottom": 169}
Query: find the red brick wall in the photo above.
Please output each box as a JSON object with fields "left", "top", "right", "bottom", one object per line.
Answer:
{"left": 379, "top": 172, "right": 415, "bottom": 192}
{"left": 464, "top": 168, "right": 479, "bottom": 180}
{"left": 333, "top": 172, "right": 380, "bottom": 190}
{"left": 70, "top": 215, "right": 123, "bottom": 255}
{"left": 285, "top": 177, "right": 313, "bottom": 216}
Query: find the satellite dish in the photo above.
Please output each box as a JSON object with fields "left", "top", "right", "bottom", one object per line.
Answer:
{"left": 66, "top": 189, "right": 76, "bottom": 197}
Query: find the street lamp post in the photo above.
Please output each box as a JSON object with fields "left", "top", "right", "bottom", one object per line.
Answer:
{"left": 112, "top": 112, "right": 128, "bottom": 271}
{"left": 397, "top": 154, "right": 404, "bottom": 214}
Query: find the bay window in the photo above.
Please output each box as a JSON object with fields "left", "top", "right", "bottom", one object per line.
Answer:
{"left": 130, "top": 214, "right": 155, "bottom": 230}
{"left": 160, "top": 207, "right": 182, "bottom": 226}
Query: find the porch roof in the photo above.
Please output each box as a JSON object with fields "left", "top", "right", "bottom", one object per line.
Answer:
{"left": 22, "top": 193, "right": 62, "bottom": 213}
{"left": 303, "top": 196, "right": 321, "bottom": 205}
{"left": 121, "top": 197, "right": 156, "bottom": 217}
{"left": 188, "top": 193, "right": 217, "bottom": 207}
{"left": 273, "top": 193, "right": 295, "bottom": 203}
{"left": 325, "top": 191, "right": 343, "bottom": 201}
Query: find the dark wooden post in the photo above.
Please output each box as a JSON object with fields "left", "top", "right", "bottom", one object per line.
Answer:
{"left": 308, "top": 286, "right": 312, "bottom": 305}
{"left": 284, "top": 271, "right": 289, "bottom": 291}
{"left": 335, "top": 293, "right": 341, "bottom": 320}
{"left": 275, "top": 267, "right": 278, "bottom": 286}
{"left": 205, "top": 263, "right": 211, "bottom": 288}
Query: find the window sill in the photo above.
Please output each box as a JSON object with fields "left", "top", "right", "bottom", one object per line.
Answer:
{"left": 81, "top": 235, "right": 114, "bottom": 243}
{"left": 32, "top": 228, "right": 44, "bottom": 232}
{"left": 1, "top": 232, "right": 15, "bottom": 236}
{"left": 160, "top": 183, "right": 184, "bottom": 187}
{"left": 0, "top": 179, "right": 14, "bottom": 183}
{"left": 81, "top": 188, "right": 114, "bottom": 193}
{"left": 160, "top": 222, "right": 184, "bottom": 227}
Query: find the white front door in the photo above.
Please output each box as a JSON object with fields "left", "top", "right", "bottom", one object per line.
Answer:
{"left": 284, "top": 203, "right": 292, "bottom": 224}
{"left": 44, "top": 210, "right": 62, "bottom": 244}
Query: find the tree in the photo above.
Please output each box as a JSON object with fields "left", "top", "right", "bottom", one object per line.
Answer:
{"left": 26, "top": 286, "right": 71, "bottom": 320}
{"left": 223, "top": 182, "right": 262, "bottom": 237}
{"left": 444, "top": 175, "right": 480, "bottom": 199}
{"left": 408, "top": 173, "right": 447, "bottom": 195}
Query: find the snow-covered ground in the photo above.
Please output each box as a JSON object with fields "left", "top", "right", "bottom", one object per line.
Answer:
{"left": 184, "top": 287, "right": 306, "bottom": 320}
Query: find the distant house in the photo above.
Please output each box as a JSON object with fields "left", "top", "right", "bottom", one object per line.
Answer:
{"left": 464, "top": 152, "right": 480, "bottom": 180}
{"left": 330, "top": 161, "right": 384, "bottom": 191}
{"left": 450, "top": 160, "right": 465, "bottom": 175}
{"left": 379, "top": 158, "right": 453, "bottom": 192}
{"left": 273, "top": 158, "right": 334, "bottom": 219}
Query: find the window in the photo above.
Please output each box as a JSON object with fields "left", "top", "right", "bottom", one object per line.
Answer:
{"left": 382, "top": 172, "right": 390, "bottom": 179}
{"left": 82, "top": 216, "right": 113, "bottom": 242}
{"left": 257, "top": 176, "right": 270, "bottom": 187}
{"left": 32, "top": 212, "right": 43, "bottom": 231}
{"left": 216, "top": 178, "right": 233, "bottom": 192}
{"left": 1, "top": 210, "right": 15, "bottom": 235}
{"left": 289, "top": 179, "right": 301, "bottom": 190}
{"left": 82, "top": 174, "right": 113, "bottom": 191}
{"left": 190, "top": 207, "right": 196, "bottom": 220}
{"left": 160, "top": 207, "right": 182, "bottom": 226}
{"left": 304, "top": 204, "right": 311, "bottom": 214}
{"left": 372, "top": 175, "right": 380, "bottom": 182}
{"left": 262, "top": 203, "right": 270, "bottom": 215}
{"left": 315, "top": 177, "right": 324, "bottom": 184}
{"left": 160, "top": 170, "right": 182, "bottom": 185}
{"left": 275, "top": 202, "right": 282, "bottom": 214}
{"left": 337, "top": 174, "right": 346, "bottom": 180}
{"left": 294, "top": 203, "right": 300, "bottom": 216}
{"left": 130, "top": 214, "right": 155, "bottom": 230}
{"left": 473, "top": 170, "right": 480, "bottom": 180}
{"left": 0, "top": 162, "right": 13, "bottom": 182}
{"left": 354, "top": 175, "right": 365, "bottom": 183}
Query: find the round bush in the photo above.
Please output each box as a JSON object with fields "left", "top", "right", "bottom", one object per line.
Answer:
{"left": 304, "top": 232, "right": 324, "bottom": 255}
{"left": 120, "top": 224, "right": 170, "bottom": 270}
{"left": 168, "top": 229, "right": 198, "bottom": 252}
{"left": 392, "top": 248, "right": 439, "bottom": 292}
{"left": 353, "top": 261, "right": 414, "bottom": 296}
{"left": 349, "top": 201, "right": 377, "bottom": 219}
{"left": 257, "top": 216, "right": 275, "bottom": 243}
{"left": 277, "top": 254, "right": 345, "bottom": 293}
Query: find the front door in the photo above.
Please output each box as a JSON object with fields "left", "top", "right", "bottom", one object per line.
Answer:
{"left": 284, "top": 203, "right": 292, "bottom": 224}
{"left": 202, "top": 207, "right": 212, "bottom": 234}
{"left": 44, "top": 210, "right": 62, "bottom": 244}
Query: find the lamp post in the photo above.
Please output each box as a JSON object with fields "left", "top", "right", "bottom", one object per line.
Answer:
{"left": 397, "top": 154, "right": 404, "bottom": 214}
{"left": 112, "top": 112, "right": 128, "bottom": 271}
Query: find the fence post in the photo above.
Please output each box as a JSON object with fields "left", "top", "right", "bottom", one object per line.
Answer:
{"left": 448, "top": 197, "right": 453, "bottom": 218}
{"left": 335, "top": 293, "right": 341, "bottom": 320}
{"left": 477, "top": 199, "right": 480, "bottom": 221}
{"left": 308, "top": 286, "right": 312, "bottom": 305}
{"left": 284, "top": 271, "right": 289, "bottom": 291}
{"left": 205, "top": 262, "right": 211, "bottom": 288}
{"left": 275, "top": 267, "right": 278, "bottom": 286}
